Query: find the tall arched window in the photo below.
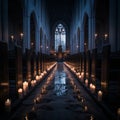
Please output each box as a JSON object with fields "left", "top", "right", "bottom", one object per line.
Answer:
{"left": 55, "top": 24, "right": 66, "bottom": 52}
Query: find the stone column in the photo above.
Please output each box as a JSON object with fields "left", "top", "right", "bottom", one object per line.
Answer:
{"left": 26, "top": 49, "right": 31, "bottom": 82}
{"left": 91, "top": 49, "right": 97, "bottom": 82}
{"left": 86, "top": 50, "right": 91, "bottom": 80}
{"left": 109, "top": 0, "right": 117, "bottom": 52}
{"left": 3, "top": 0, "right": 8, "bottom": 43}
{"left": 9, "top": 46, "right": 23, "bottom": 99}
{"left": 37, "top": 52, "right": 41, "bottom": 75}
{"left": 15, "top": 46, "right": 23, "bottom": 88}
{"left": 101, "top": 45, "right": 110, "bottom": 94}
{"left": 0, "top": 42, "right": 9, "bottom": 110}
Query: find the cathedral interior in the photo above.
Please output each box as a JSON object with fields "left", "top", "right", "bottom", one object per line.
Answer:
{"left": 0, "top": 0, "right": 120, "bottom": 120}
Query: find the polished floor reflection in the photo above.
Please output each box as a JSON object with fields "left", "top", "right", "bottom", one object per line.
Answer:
{"left": 54, "top": 64, "right": 67, "bottom": 96}
{"left": 9, "top": 62, "right": 109, "bottom": 120}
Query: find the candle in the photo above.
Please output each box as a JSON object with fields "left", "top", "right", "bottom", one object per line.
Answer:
{"left": 79, "top": 75, "right": 81, "bottom": 79}
{"left": 31, "top": 80, "right": 34, "bottom": 87}
{"left": 92, "top": 85, "right": 96, "bottom": 93}
{"left": 84, "top": 105, "right": 88, "bottom": 112}
{"left": 23, "top": 81, "right": 28, "bottom": 95}
{"left": 98, "top": 90, "right": 103, "bottom": 101}
{"left": 104, "top": 34, "right": 108, "bottom": 40}
{"left": 85, "top": 79, "right": 88, "bottom": 87}
{"left": 36, "top": 75, "right": 39, "bottom": 81}
{"left": 18, "top": 88, "right": 23, "bottom": 99}
{"left": 90, "top": 115, "right": 94, "bottom": 120}
{"left": 5, "top": 99, "right": 11, "bottom": 112}
{"left": 90, "top": 83, "right": 93, "bottom": 91}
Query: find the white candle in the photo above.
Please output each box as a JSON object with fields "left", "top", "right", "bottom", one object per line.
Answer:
{"left": 98, "top": 90, "right": 103, "bottom": 101}
{"left": 84, "top": 105, "right": 88, "bottom": 112}
{"left": 23, "top": 81, "right": 28, "bottom": 95}
{"left": 36, "top": 75, "right": 39, "bottom": 81}
{"left": 90, "top": 115, "right": 94, "bottom": 120}
{"left": 18, "top": 88, "right": 23, "bottom": 99}
{"left": 85, "top": 79, "right": 88, "bottom": 87}
{"left": 92, "top": 85, "right": 96, "bottom": 93}
{"left": 90, "top": 83, "right": 93, "bottom": 91}
{"left": 5, "top": 99, "right": 11, "bottom": 112}
{"left": 79, "top": 75, "right": 81, "bottom": 79}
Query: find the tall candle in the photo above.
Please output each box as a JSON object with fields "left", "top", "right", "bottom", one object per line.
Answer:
{"left": 85, "top": 79, "right": 88, "bottom": 87}
{"left": 18, "top": 88, "right": 23, "bottom": 99}
{"left": 92, "top": 85, "right": 96, "bottom": 93}
{"left": 98, "top": 90, "right": 102, "bottom": 101}
{"left": 23, "top": 81, "right": 28, "bottom": 95}
{"left": 5, "top": 99, "right": 11, "bottom": 112}
{"left": 84, "top": 105, "right": 88, "bottom": 112}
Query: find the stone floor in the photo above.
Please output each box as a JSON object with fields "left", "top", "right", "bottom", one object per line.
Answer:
{"left": 5, "top": 63, "right": 112, "bottom": 120}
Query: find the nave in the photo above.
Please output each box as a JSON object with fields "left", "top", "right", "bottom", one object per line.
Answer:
{"left": 0, "top": 0, "right": 120, "bottom": 120}
{"left": 5, "top": 63, "right": 109, "bottom": 120}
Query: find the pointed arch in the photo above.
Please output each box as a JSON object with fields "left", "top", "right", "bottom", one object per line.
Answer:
{"left": 54, "top": 23, "right": 66, "bottom": 52}
{"left": 51, "top": 21, "right": 69, "bottom": 52}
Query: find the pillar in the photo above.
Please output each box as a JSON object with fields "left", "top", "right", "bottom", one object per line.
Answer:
{"left": 86, "top": 50, "right": 91, "bottom": 80}
{"left": 109, "top": 0, "right": 117, "bottom": 52}
{"left": 0, "top": 42, "right": 9, "bottom": 110}
{"left": 101, "top": 45, "right": 110, "bottom": 94}
{"left": 9, "top": 46, "right": 23, "bottom": 99}
{"left": 91, "top": 48, "right": 97, "bottom": 82}
{"left": 26, "top": 49, "right": 31, "bottom": 82}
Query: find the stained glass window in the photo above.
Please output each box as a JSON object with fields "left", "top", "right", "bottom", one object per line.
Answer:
{"left": 55, "top": 24, "right": 66, "bottom": 52}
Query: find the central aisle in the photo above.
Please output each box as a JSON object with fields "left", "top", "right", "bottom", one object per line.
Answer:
{"left": 10, "top": 62, "right": 108, "bottom": 120}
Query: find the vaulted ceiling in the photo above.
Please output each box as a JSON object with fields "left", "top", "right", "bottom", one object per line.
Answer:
{"left": 46, "top": 0, "right": 74, "bottom": 28}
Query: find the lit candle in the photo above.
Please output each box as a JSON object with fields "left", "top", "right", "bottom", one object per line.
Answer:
{"left": 5, "top": 99, "right": 11, "bottom": 112}
{"left": 98, "top": 90, "right": 103, "bottom": 101}
{"left": 18, "top": 88, "right": 23, "bottom": 99}
{"left": 92, "top": 84, "right": 96, "bottom": 93}
{"left": 11, "top": 35, "right": 14, "bottom": 41}
{"left": 85, "top": 79, "right": 88, "bottom": 87}
{"left": 95, "top": 33, "right": 98, "bottom": 39}
{"left": 90, "top": 115, "right": 94, "bottom": 120}
{"left": 23, "top": 81, "right": 28, "bottom": 95}
{"left": 79, "top": 75, "right": 81, "bottom": 79}
{"left": 104, "top": 34, "right": 108, "bottom": 40}
{"left": 90, "top": 83, "right": 93, "bottom": 91}
{"left": 84, "top": 105, "right": 88, "bottom": 112}
{"left": 36, "top": 75, "right": 39, "bottom": 81}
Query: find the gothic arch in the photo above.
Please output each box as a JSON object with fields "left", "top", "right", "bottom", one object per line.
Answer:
{"left": 51, "top": 21, "right": 69, "bottom": 51}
